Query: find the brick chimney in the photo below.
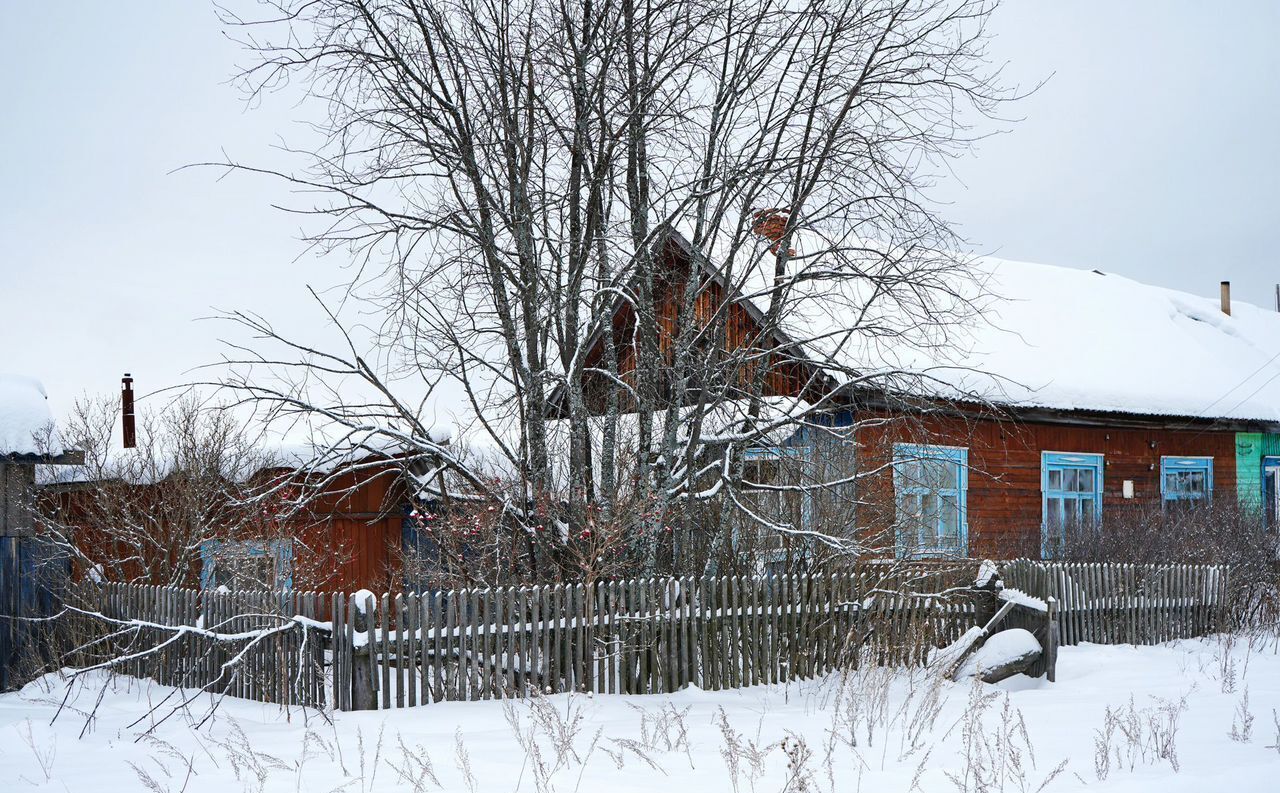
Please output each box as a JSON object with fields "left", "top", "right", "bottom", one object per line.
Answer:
{"left": 751, "top": 208, "right": 795, "bottom": 256}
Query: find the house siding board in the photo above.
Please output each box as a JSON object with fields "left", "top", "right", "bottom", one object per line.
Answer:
{"left": 292, "top": 467, "right": 404, "bottom": 592}
{"left": 858, "top": 414, "right": 1238, "bottom": 559}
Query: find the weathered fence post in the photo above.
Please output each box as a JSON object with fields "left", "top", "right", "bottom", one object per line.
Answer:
{"left": 1045, "top": 596, "right": 1058, "bottom": 683}
{"left": 972, "top": 564, "right": 1001, "bottom": 629}
{"left": 352, "top": 593, "right": 378, "bottom": 711}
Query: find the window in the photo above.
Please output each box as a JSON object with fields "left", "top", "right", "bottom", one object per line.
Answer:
{"left": 1160, "top": 456, "right": 1213, "bottom": 504}
{"left": 1041, "top": 452, "right": 1103, "bottom": 557}
{"left": 740, "top": 445, "right": 813, "bottom": 570}
{"left": 1264, "top": 457, "right": 1280, "bottom": 530}
{"left": 200, "top": 540, "right": 293, "bottom": 590}
{"left": 892, "top": 444, "right": 967, "bottom": 558}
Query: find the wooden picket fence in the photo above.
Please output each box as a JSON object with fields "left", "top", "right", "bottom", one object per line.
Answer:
{"left": 82, "top": 583, "right": 331, "bottom": 709}
{"left": 329, "top": 571, "right": 978, "bottom": 710}
{"left": 1001, "top": 560, "right": 1229, "bottom": 646}
{"left": 42, "top": 560, "right": 1231, "bottom": 712}
{"left": 63, "top": 570, "right": 977, "bottom": 711}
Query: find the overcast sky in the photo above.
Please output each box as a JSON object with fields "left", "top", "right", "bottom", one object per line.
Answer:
{"left": 2, "top": 2, "right": 1278, "bottom": 422}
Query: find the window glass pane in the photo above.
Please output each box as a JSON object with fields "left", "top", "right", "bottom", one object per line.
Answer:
{"left": 1077, "top": 468, "right": 1094, "bottom": 493}
{"left": 939, "top": 496, "right": 960, "bottom": 542}
{"left": 212, "top": 545, "right": 277, "bottom": 591}
{"left": 1046, "top": 497, "right": 1064, "bottom": 531}
{"left": 1188, "top": 471, "right": 1205, "bottom": 494}
{"left": 898, "top": 459, "right": 921, "bottom": 486}
{"left": 1164, "top": 472, "right": 1180, "bottom": 494}
{"left": 1063, "top": 468, "right": 1079, "bottom": 491}
{"left": 1080, "top": 497, "right": 1095, "bottom": 528}
{"left": 935, "top": 458, "right": 959, "bottom": 490}
{"left": 746, "top": 459, "right": 780, "bottom": 485}
{"left": 1047, "top": 469, "right": 1062, "bottom": 490}
{"left": 921, "top": 493, "right": 939, "bottom": 537}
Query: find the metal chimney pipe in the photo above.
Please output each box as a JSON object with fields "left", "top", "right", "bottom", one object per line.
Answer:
{"left": 1220, "top": 281, "right": 1231, "bottom": 316}
{"left": 121, "top": 374, "right": 136, "bottom": 449}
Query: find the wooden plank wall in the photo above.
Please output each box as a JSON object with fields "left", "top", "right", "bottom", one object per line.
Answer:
{"left": 0, "top": 536, "right": 68, "bottom": 691}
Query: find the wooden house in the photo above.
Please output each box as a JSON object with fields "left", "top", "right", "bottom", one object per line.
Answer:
{"left": 567, "top": 224, "right": 1280, "bottom": 562}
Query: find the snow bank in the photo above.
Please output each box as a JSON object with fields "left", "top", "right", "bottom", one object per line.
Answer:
{"left": 4, "top": 639, "right": 1278, "bottom": 792}
{"left": 0, "top": 373, "right": 60, "bottom": 456}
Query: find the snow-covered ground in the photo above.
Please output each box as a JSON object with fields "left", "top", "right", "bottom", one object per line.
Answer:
{"left": 2, "top": 637, "right": 1277, "bottom": 792}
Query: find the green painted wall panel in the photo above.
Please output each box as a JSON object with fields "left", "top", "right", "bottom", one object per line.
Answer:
{"left": 1235, "top": 432, "right": 1280, "bottom": 512}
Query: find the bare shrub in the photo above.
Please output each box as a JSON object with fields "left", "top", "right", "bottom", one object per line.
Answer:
{"left": 1092, "top": 693, "right": 1188, "bottom": 780}
{"left": 37, "top": 394, "right": 320, "bottom": 590}
{"left": 716, "top": 707, "right": 776, "bottom": 793}
{"left": 943, "top": 683, "right": 1066, "bottom": 793}
{"left": 1059, "top": 501, "right": 1279, "bottom": 630}
{"left": 1229, "top": 687, "right": 1255, "bottom": 743}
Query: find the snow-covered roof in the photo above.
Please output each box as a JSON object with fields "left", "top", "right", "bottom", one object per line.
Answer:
{"left": 898, "top": 260, "right": 1280, "bottom": 422}
{"left": 685, "top": 230, "right": 1280, "bottom": 424}
{"left": 39, "top": 426, "right": 455, "bottom": 488}
{"left": 0, "top": 374, "right": 62, "bottom": 457}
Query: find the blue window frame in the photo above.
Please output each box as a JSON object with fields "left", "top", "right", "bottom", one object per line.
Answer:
{"left": 1263, "top": 457, "right": 1280, "bottom": 530}
{"left": 892, "top": 444, "right": 968, "bottom": 558}
{"left": 200, "top": 540, "right": 293, "bottom": 590}
{"left": 1160, "top": 456, "right": 1213, "bottom": 503}
{"left": 1041, "top": 452, "right": 1103, "bottom": 558}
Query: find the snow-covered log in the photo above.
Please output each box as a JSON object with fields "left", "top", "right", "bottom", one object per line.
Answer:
{"left": 956, "top": 628, "right": 1042, "bottom": 683}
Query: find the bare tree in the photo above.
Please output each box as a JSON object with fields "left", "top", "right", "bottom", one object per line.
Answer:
{"left": 207, "top": 0, "right": 1016, "bottom": 579}
{"left": 36, "top": 394, "right": 308, "bottom": 590}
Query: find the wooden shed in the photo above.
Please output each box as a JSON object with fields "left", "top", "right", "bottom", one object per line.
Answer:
{"left": 0, "top": 375, "right": 82, "bottom": 690}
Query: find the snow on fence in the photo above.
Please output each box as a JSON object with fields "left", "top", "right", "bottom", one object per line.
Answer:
{"left": 1000, "top": 560, "right": 1230, "bottom": 647}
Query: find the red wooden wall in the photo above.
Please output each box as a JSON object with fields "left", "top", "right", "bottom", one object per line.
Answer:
{"left": 855, "top": 413, "right": 1239, "bottom": 558}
